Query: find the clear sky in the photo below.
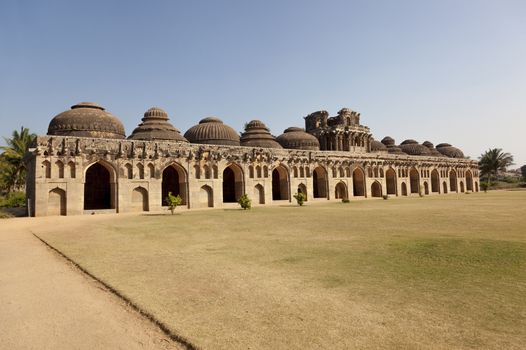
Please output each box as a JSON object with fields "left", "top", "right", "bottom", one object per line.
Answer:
{"left": 1, "top": 0, "right": 525, "bottom": 166}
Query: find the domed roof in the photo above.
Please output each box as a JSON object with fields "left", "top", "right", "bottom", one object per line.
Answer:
{"left": 47, "top": 102, "right": 125, "bottom": 139}
{"left": 370, "top": 139, "right": 387, "bottom": 152}
{"left": 276, "top": 127, "right": 320, "bottom": 150}
{"left": 128, "top": 107, "right": 188, "bottom": 142}
{"left": 422, "top": 141, "right": 445, "bottom": 157}
{"left": 388, "top": 146, "right": 406, "bottom": 155}
{"left": 240, "top": 120, "right": 282, "bottom": 149}
{"left": 436, "top": 143, "right": 465, "bottom": 158}
{"left": 184, "top": 117, "right": 240, "bottom": 146}
{"left": 381, "top": 136, "right": 395, "bottom": 146}
{"left": 399, "top": 139, "right": 432, "bottom": 156}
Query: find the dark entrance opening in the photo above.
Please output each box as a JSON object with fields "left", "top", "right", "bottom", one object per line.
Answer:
{"left": 84, "top": 163, "right": 112, "bottom": 210}
{"left": 272, "top": 169, "right": 282, "bottom": 200}
{"left": 162, "top": 166, "right": 180, "bottom": 205}
{"left": 223, "top": 167, "right": 236, "bottom": 202}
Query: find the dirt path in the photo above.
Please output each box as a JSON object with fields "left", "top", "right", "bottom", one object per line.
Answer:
{"left": 0, "top": 215, "right": 184, "bottom": 350}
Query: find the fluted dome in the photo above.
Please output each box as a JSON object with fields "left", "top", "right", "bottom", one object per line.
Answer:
{"left": 381, "top": 136, "right": 395, "bottom": 147}
{"left": 240, "top": 120, "right": 282, "bottom": 149}
{"left": 388, "top": 146, "right": 406, "bottom": 155}
{"left": 399, "top": 139, "right": 432, "bottom": 156}
{"left": 128, "top": 107, "right": 187, "bottom": 142}
{"left": 276, "top": 127, "right": 320, "bottom": 150}
{"left": 47, "top": 102, "right": 125, "bottom": 139}
{"left": 370, "top": 139, "right": 387, "bottom": 152}
{"left": 436, "top": 143, "right": 465, "bottom": 158}
{"left": 184, "top": 117, "right": 240, "bottom": 146}
{"left": 422, "top": 141, "right": 445, "bottom": 157}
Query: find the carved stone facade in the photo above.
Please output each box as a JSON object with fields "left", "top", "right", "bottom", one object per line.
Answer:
{"left": 24, "top": 104, "right": 480, "bottom": 216}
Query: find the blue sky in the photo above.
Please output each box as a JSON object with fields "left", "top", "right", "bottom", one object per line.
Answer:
{"left": 1, "top": 0, "right": 525, "bottom": 166}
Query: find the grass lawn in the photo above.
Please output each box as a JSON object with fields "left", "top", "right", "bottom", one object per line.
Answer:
{"left": 35, "top": 191, "right": 526, "bottom": 349}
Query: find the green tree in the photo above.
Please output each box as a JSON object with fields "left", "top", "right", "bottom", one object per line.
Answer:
{"left": 238, "top": 194, "right": 251, "bottom": 210}
{"left": 521, "top": 165, "right": 526, "bottom": 180}
{"left": 478, "top": 148, "right": 514, "bottom": 186}
{"left": 293, "top": 192, "right": 306, "bottom": 206}
{"left": 165, "top": 192, "right": 182, "bottom": 215}
{"left": 0, "top": 127, "right": 36, "bottom": 194}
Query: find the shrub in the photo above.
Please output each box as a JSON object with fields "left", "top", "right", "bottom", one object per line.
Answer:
{"left": 293, "top": 192, "right": 306, "bottom": 206}
{"left": 165, "top": 192, "right": 182, "bottom": 215}
{"left": 0, "top": 210, "right": 13, "bottom": 219}
{"left": 0, "top": 191, "right": 26, "bottom": 208}
{"left": 418, "top": 185, "right": 424, "bottom": 197}
{"left": 382, "top": 195, "right": 389, "bottom": 200}
{"left": 238, "top": 194, "right": 251, "bottom": 210}
{"left": 341, "top": 199, "right": 350, "bottom": 203}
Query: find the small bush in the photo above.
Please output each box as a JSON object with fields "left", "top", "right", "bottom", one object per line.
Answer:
{"left": 165, "top": 192, "right": 183, "bottom": 215}
{"left": 341, "top": 199, "right": 350, "bottom": 203}
{"left": 238, "top": 194, "right": 251, "bottom": 210}
{"left": 382, "top": 195, "right": 389, "bottom": 200}
{"left": 0, "top": 191, "right": 26, "bottom": 208}
{"left": 0, "top": 210, "right": 13, "bottom": 219}
{"left": 293, "top": 192, "right": 306, "bottom": 206}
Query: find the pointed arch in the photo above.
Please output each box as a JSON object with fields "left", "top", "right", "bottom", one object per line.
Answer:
{"left": 386, "top": 168, "right": 397, "bottom": 195}
{"left": 352, "top": 167, "right": 365, "bottom": 197}
{"left": 409, "top": 167, "right": 420, "bottom": 194}
{"left": 125, "top": 163, "right": 133, "bottom": 179}
{"left": 162, "top": 162, "right": 188, "bottom": 206}
{"left": 371, "top": 181, "right": 382, "bottom": 197}
{"left": 137, "top": 163, "right": 144, "bottom": 179}
{"left": 55, "top": 160, "right": 64, "bottom": 179}
{"left": 424, "top": 181, "right": 429, "bottom": 195}
{"left": 148, "top": 163, "right": 155, "bottom": 179}
{"left": 299, "top": 166, "right": 305, "bottom": 178}
{"left": 42, "top": 160, "right": 51, "bottom": 179}
{"left": 48, "top": 188, "right": 66, "bottom": 216}
{"left": 204, "top": 164, "right": 211, "bottom": 179}
{"left": 466, "top": 170, "right": 473, "bottom": 191}
{"left": 443, "top": 181, "right": 448, "bottom": 194}
{"left": 293, "top": 166, "right": 298, "bottom": 178}
{"left": 431, "top": 169, "right": 440, "bottom": 193}
{"left": 272, "top": 164, "right": 290, "bottom": 200}
{"left": 401, "top": 182, "right": 408, "bottom": 196}
{"left": 460, "top": 181, "right": 465, "bottom": 193}
{"left": 249, "top": 165, "right": 254, "bottom": 178}
{"left": 68, "top": 161, "right": 76, "bottom": 179}
{"left": 131, "top": 187, "right": 149, "bottom": 212}
{"left": 200, "top": 185, "right": 214, "bottom": 207}
{"left": 254, "top": 184, "right": 265, "bottom": 204}
{"left": 223, "top": 163, "right": 244, "bottom": 203}
{"left": 449, "top": 170, "right": 458, "bottom": 192}
{"left": 335, "top": 182, "right": 348, "bottom": 200}
{"left": 84, "top": 161, "right": 116, "bottom": 210}
{"left": 313, "top": 166, "right": 328, "bottom": 198}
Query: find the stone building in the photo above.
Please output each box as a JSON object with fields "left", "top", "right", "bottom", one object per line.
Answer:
{"left": 25, "top": 103, "right": 480, "bottom": 216}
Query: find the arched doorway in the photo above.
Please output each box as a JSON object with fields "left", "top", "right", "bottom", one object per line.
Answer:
{"left": 424, "top": 182, "right": 429, "bottom": 195}
{"left": 254, "top": 184, "right": 265, "bottom": 204}
{"left": 449, "top": 170, "right": 458, "bottom": 192}
{"left": 297, "top": 183, "right": 307, "bottom": 201}
{"left": 371, "top": 181, "right": 382, "bottom": 197}
{"left": 200, "top": 185, "right": 213, "bottom": 207}
{"left": 131, "top": 187, "right": 149, "bottom": 212}
{"left": 460, "top": 181, "right": 465, "bottom": 193}
{"left": 431, "top": 169, "right": 440, "bottom": 193}
{"left": 443, "top": 181, "right": 448, "bottom": 194}
{"left": 48, "top": 188, "right": 66, "bottom": 216}
{"left": 386, "top": 168, "right": 397, "bottom": 195}
{"left": 272, "top": 165, "right": 289, "bottom": 200}
{"left": 313, "top": 166, "right": 327, "bottom": 198}
{"left": 84, "top": 162, "right": 114, "bottom": 210}
{"left": 162, "top": 164, "right": 187, "bottom": 206}
{"left": 466, "top": 170, "right": 473, "bottom": 191}
{"left": 223, "top": 164, "right": 244, "bottom": 203}
{"left": 352, "top": 168, "right": 365, "bottom": 196}
{"left": 335, "top": 182, "right": 348, "bottom": 200}
{"left": 401, "top": 182, "right": 408, "bottom": 196}
{"left": 409, "top": 168, "right": 420, "bottom": 194}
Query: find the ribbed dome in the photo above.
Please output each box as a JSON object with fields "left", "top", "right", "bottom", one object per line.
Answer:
{"left": 381, "top": 136, "right": 395, "bottom": 146}
{"left": 388, "top": 146, "right": 406, "bottom": 155}
{"left": 128, "top": 107, "right": 188, "bottom": 142}
{"left": 436, "top": 143, "right": 465, "bottom": 158}
{"left": 399, "top": 139, "right": 432, "bottom": 156}
{"left": 422, "top": 141, "right": 445, "bottom": 157}
{"left": 276, "top": 127, "right": 320, "bottom": 150}
{"left": 184, "top": 117, "right": 240, "bottom": 146}
{"left": 371, "top": 139, "right": 387, "bottom": 152}
{"left": 47, "top": 102, "right": 125, "bottom": 139}
{"left": 240, "top": 120, "right": 282, "bottom": 149}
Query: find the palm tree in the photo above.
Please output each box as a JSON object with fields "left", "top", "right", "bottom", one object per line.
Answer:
{"left": 478, "top": 148, "right": 514, "bottom": 186}
{"left": 0, "top": 127, "right": 37, "bottom": 194}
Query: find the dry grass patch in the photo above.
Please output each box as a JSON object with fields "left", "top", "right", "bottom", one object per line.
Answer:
{"left": 35, "top": 191, "right": 526, "bottom": 349}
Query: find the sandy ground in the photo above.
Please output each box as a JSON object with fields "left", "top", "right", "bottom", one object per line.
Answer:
{"left": 0, "top": 215, "right": 184, "bottom": 350}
